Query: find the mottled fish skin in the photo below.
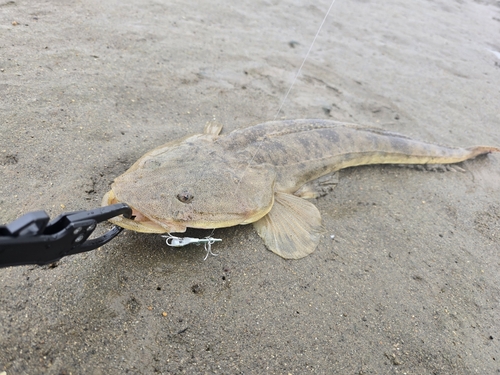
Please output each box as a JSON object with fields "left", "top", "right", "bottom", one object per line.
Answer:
{"left": 221, "top": 120, "right": 495, "bottom": 193}
{"left": 103, "top": 119, "right": 498, "bottom": 259}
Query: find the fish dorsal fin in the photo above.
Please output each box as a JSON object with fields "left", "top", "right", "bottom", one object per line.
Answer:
{"left": 203, "top": 120, "right": 223, "bottom": 136}
{"left": 253, "top": 192, "right": 324, "bottom": 259}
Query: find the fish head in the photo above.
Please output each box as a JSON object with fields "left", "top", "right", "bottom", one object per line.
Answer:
{"left": 102, "top": 156, "right": 276, "bottom": 233}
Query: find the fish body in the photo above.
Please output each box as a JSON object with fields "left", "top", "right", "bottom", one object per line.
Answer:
{"left": 103, "top": 119, "right": 498, "bottom": 259}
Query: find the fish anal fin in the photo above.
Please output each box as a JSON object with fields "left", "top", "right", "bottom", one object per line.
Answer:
{"left": 253, "top": 192, "right": 324, "bottom": 259}
{"left": 203, "top": 120, "right": 223, "bottom": 136}
{"left": 294, "top": 172, "right": 339, "bottom": 199}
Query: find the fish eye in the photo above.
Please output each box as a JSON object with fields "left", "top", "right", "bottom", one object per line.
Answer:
{"left": 176, "top": 191, "right": 194, "bottom": 203}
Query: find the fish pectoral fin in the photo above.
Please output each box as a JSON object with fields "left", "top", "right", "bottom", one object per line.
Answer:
{"left": 294, "top": 172, "right": 339, "bottom": 199}
{"left": 253, "top": 192, "right": 324, "bottom": 259}
{"left": 203, "top": 120, "right": 223, "bottom": 136}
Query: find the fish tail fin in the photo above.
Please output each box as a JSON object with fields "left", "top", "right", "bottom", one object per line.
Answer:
{"left": 466, "top": 146, "right": 500, "bottom": 158}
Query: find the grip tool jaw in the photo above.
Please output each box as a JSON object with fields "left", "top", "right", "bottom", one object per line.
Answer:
{"left": 0, "top": 203, "right": 131, "bottom": 268}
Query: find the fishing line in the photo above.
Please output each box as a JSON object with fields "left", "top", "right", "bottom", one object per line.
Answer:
{"left": 274, "top": 0, "right": 338, "bottom": 121}
{"left": 233, "top": 0, "right": 338, "bottom": 195}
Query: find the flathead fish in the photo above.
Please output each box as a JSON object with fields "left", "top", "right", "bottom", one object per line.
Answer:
{"left": 102, "top": 120, "right": 498, "bottom": 259}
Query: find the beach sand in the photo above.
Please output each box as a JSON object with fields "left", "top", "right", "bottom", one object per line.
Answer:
{"left": 1, "top": 0, "right": 500, "bottom": 373}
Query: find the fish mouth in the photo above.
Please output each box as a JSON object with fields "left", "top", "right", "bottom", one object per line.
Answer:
{"left": 101, "top": 190, "right": 187, "bottom": 234}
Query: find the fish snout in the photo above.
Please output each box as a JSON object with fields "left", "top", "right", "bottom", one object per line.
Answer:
{"left": 101, "top": 190, "right": 184, "bottom": 233}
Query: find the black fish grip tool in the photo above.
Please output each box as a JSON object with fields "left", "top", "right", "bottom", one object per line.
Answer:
{"left": 0, "top": 203, "right": 131, "bottom": 268}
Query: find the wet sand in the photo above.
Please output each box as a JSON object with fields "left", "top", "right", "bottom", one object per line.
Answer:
{"left": 1, "top": 0, "right": 500, "bottom": 373}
